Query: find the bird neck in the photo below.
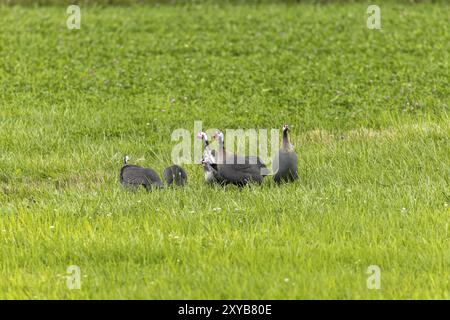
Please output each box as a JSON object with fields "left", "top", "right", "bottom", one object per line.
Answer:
{"left": 282, "top": 130, "right": 290, "bottom": 150}
{"left": 217, "top": 138, "right": 226, "bottom": 162}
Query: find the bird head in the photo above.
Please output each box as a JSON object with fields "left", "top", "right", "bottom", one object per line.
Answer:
{"left": 123, "top": 155, "right": 129, "bottom": 165}
{"left": 197, "top": 131, "right": 208, "bottom": 141}
{"left": 213, "top": 131, "right": 224, "bottom": 143}
{"left": 282, "top": 124, "right": 289, "bottom": 132}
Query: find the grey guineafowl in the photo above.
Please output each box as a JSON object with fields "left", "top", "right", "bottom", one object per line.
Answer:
{"left": 213, "top": 131, "right": 268, "bottom": 186}
{"left": 120, "top": 155, "right": 163, "bottom": 190}
{"left": 272, "top": 124, "right": 298, "bottom": 183}
{"left": 163, "top": 165, "right": 187, "bottom": 186}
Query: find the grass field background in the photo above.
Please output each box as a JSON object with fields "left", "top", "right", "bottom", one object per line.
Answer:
{"left": 0, "top": 1, "right": 449, "bottom": 299}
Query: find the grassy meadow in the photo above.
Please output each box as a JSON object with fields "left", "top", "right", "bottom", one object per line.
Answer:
{"left": 0, "top": 1, "right": 449, "bottom": 299}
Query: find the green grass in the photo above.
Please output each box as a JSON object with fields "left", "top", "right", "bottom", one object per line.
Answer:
{"left": 0, "top": 2, "right": 449, "bottom": 299}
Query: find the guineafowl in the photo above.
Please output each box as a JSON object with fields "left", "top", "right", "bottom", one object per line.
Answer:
{"left": 163, "top": 165, "right": 187, "bottom": 186}
{"left": 213, "top": 131, "right": 268, "bottom": 186}
{"left": 272, "top": 124, "right": 298, "bottom": 183}
{"left": 120, "top": 155, "right": 163, "bottom": 190}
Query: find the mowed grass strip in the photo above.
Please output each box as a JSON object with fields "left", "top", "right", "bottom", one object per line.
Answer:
{"left": 0, "top": 3, "right": 449, "bottom": 299}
